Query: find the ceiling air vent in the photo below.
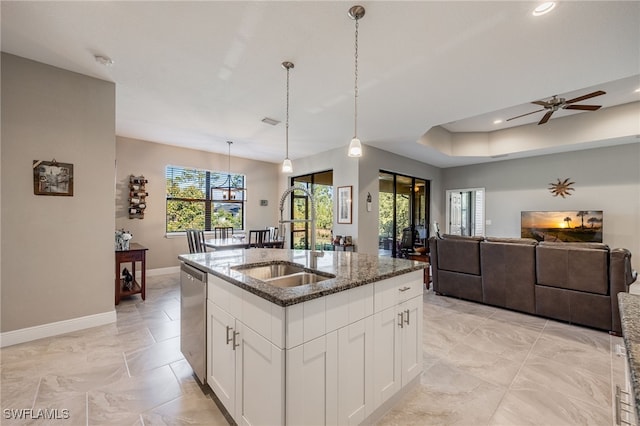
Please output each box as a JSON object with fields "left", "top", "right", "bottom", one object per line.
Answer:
{"left": 261, "top": 117, "right": 280, "bottom": 126}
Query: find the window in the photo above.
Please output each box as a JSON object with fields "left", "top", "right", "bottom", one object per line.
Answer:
{"left": 166, "top": 165, "right": 245, "bottom": 232}
{"left": 290, "top": 171, "right": 333, "bottom": 250}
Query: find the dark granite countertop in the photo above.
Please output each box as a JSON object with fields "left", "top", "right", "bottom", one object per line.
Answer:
{"left": 179, "top": 248, "right": 425, "bottom": 307}
{"left": 617, "top": 292, "right": 640, "bottom": 420}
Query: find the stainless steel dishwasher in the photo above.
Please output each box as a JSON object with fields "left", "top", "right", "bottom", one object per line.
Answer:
{"left": 180, "top": 261, "right": 207, "bottom": 384}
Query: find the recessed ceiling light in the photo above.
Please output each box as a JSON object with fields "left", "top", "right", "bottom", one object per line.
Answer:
{"left": 493, "top": 119, "right": 503, "bottom": 125}
{"left": 532, "top": 2, "right": 556, "bottom": 16}
{"left": 634, "top": 88, "right": 640, "bottom": 93}
{"left": 94, "top": 55, "right": 114, "bottom": 66}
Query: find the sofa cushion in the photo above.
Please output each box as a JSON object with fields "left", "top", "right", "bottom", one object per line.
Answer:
{"left": 538, "top": 241, "right": 609, "bottom": 251}
{"left": 436, "top": 236, "right": 481, "bottom": 275}
{"left": 536, "top": 245, "right": 609, "bottom": 295}
{"left": 481, "top": 241, "right": 536, "bottom": 314}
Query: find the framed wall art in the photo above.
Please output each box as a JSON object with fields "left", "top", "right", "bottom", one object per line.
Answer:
{"left": 337, "top": 185, "right": 352, "bottom": 224}
{"left": 33, "top": 159, "right": 74, "bottom": 196}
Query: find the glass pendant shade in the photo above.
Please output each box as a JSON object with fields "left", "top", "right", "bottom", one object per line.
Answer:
{"left": 348, "top": 138, "right": 362, "bottom": 157}
{"left": 282, "top": 158, "right": 293, "bottom": 173}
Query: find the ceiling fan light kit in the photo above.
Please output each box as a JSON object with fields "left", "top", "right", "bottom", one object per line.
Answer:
{"left": 506, "top": 90, "right": 606, "bottom": 125}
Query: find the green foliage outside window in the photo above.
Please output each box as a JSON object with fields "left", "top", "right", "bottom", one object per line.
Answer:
{"left": 166, "top": 165, "right": 244, "bottom": 232}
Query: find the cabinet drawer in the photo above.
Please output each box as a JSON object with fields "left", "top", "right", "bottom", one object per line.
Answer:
{"left": 116, "top": 251, "right": 143, "bottom": 262}
{"left": 374, "top": 271, "right": 423, "bottom": 312}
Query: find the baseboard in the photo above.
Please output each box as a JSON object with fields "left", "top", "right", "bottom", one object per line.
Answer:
{"left": 147, "top": 266, "right": 180, "bottom": 277}
{"left": 0, "top": 310, "right": 117, "bottom": 348}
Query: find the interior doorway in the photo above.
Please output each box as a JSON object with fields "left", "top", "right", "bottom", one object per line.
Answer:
{"left": 445, "top": 188, "right": 485, "bottom": 236}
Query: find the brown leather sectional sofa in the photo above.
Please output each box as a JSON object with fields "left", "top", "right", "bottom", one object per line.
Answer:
{"left": 429, "top": 235, "right": 638, "bottom": 334}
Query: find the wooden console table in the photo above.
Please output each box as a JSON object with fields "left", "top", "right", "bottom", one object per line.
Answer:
{"left": 407, "top": 252, "right": 430, "bottom": 289}
{"left": 115, "top": 243, "right": 148, "bottom": 305}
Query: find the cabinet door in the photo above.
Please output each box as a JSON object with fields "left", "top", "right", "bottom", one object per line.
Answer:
{"left": 401, "top": 296, "right": 423, "bottom": 385}
{"left": 207, "top": 301, "right": 236, "bottom": 418}
{"left": 373, "top": 306, "right": 402, "bottom": 408}
{"left": 286, "top": 332, "right": 339, "bottom": 426}
{"left": 236, "top": 322, "right": 284, "bottom": 426}
{"left": 337, "top": 316, "right": 374, "bottom": 425}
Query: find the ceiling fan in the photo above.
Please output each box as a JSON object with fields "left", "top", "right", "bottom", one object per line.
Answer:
{"left": 506, "top": 90, "right": 606, "bottom": 125}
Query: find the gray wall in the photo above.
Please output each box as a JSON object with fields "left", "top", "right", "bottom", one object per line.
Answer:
{"left": 441, "top": 143, "right": 640, "bottom": 270}
{"left": 116, "top": 136, "right": 281, "bottom": 269}
{"left": 1, "top": 53, "right": 116, "bottom": 332}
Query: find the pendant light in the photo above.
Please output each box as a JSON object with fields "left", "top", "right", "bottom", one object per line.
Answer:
{"left": 212, "top": 141, "right": 245, "bottom": 201}
{"left": 282, "top": 61, "right": 294, "bottom": 173}
{"left": 347, "top": 5, "right": 365, "bottom": 158}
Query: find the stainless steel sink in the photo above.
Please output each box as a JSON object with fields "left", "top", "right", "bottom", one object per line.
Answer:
{"left": 265, "top": 272, "right": 331, "bottom": 288}
{"left": 232, "top": 262, "right": 334, "bottom": 287}
{"left": 233, "top": 263, "right": 305, "bottom": 280}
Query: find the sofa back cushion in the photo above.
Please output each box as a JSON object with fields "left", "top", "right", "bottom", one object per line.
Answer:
{"left": 436, "top": 235, "right": 482, "bottom": 275}
{"left": 536, "top": 244, "right": 609, "bottom": 295}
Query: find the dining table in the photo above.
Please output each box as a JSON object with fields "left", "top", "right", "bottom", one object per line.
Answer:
{"left": 205, "top": 236, "right": 285, "bottom": 250}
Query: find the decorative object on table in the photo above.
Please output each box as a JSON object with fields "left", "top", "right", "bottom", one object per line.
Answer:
{"left": 548, "top": 177, "right": 575, "bottom": 198}
{"left": 33, "top": 159, "right": 74, "bottom": 196}
{"left": 337, "top": 185, "right": 353, "bottom": 224}
{"left": 121, "top": 267, "right": 133, "bottom": 291}
{"left": 333, "top": 235, "right": 342, "bottom": 245}
{"left": 344, "top": 235, "right": 353, "bottom": 245}
{"left": 129, "top": 175, "right": 148, "bottom": 218}
{"left": 346, "top": 5, "right": 365, "bottom": 158}
{"left": 521, "top": 210, "right": 603, "bottom": 243}
{"left": 115, "top": 229, "right": 133, "bottom": 250}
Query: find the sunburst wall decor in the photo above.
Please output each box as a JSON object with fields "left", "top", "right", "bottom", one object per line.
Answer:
{"left": 548, "top": 178, "right": 575, "bottom": 198}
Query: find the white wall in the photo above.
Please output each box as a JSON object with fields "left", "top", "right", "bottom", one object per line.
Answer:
{"left": 441, "top": 143, "right": 640, "bottom": 270}
{"left": 116, "top": 136, "right": 280, "bottom": 269}
{"left": 1, "top": 54, "right": 116, "bottom": 333}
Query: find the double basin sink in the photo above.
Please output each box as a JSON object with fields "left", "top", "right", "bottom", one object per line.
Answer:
{"left": 233, "top": 262, "right": 335, "bottom": 288}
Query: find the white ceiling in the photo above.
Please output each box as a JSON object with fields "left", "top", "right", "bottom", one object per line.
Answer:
{"left": 2, "top": 1, "right": 639, "bottom": 168}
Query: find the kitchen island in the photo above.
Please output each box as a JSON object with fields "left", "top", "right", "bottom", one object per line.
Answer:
{"left": 179, "top": 248, "right": 426, "bottom": 425}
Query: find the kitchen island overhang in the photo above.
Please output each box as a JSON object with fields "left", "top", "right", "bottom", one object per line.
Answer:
{"left": 179, "top": 248, "right": 427, "bottom": 307}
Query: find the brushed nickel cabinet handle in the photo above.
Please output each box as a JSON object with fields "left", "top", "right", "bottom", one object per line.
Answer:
{"left": 404, "top": 309, "right": 410, "bottom": 325}
{"left": 232, "top": 331, "right": 240, "bottom": 350}
{"left": 226, "top": 325, "right": 233, "bottom": 345}
{"left": 398, "top": 312, "right": 404, "bottom": 328}
{"left": 398, "top": 286, "right": 411, "bottom": 292}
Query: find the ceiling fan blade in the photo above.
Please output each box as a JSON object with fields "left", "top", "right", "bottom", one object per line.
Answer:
{"left": 531, "top": 100, "right": 551, "bottom": 107}
{"left": 564, "top": 104, "right": 602, "bottom": 111}
{"left": 538, "top": 110, "right": 553, "bottom": 125}
{"left": 565, "top": 90, "right": 606, "bottom": 104}
{"left": 506, "top": 109, "right": 546, "bottom": 121}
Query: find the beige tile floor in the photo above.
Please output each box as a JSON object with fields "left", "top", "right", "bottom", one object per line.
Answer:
{"left": 0, "top": 273, "right": 626, "bottom": 425}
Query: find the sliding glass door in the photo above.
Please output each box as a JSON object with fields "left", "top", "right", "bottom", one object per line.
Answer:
{"left": 379, "top": 171, "right": 430, "bottom": 257}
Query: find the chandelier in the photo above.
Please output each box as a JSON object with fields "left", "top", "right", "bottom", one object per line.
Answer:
{"left": 212, "top": 141, "right": 245, "bottom": 201}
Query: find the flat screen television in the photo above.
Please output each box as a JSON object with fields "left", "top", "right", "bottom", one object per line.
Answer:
{"left": 521, "top": 210, "right": 603, "bottom": 243}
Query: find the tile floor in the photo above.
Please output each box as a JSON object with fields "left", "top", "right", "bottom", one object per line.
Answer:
{"left": 0, "top": 273, "right": 626, "bottom": 425}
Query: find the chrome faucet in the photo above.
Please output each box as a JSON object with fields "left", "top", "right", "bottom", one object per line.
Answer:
{"left": 279, "top": 185, "right": 324, "bottom": 259}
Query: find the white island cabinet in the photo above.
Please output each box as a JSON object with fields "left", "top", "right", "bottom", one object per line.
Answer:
{"left": 206, "top": 269, "right": 423, "bottom": 425}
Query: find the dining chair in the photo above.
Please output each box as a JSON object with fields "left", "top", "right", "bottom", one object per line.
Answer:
{"left": 186, "top": 229, "right": 207, "bottom": 253}
{"left": 248, "top": 229, "right": 269, "bottom": 248}
{"left": 214, "top": 226, "right": 234, "bottom": 239}
{"left": 266, "top": 226, "right": 278, "bottom": 241}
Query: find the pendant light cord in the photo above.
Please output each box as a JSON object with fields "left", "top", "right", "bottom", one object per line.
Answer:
{"left": 286, "top": 65, "right": 290, "bottom": 159}
{"left": 353, "top": 17, "right": 359, "bottom": 139}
